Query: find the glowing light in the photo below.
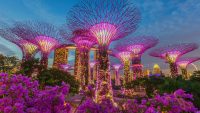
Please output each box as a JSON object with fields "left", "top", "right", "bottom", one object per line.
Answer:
{"left": 162, "top": 51, "right": 181, "bottom": 63}
{"left": 176, "top": 61, "right": 189, "bottom": 69}
{"left": 113, "top": 64, "right": 121, "bottom": 71}
{"left": 90, "top": 61, "right": 97, "bottom": 68}
{"left": 90, "top": 23, "right": 117, "bottom": 46}
{"left": 127, "top": 45, "right": 144, "bottom": 55}
{"left": 60, "top": 64, "right": 71, "bottom": 71}
{"left": 117, "top": 51, "right": 132, "bottom": 62}
{"left": 73, "top": 36, "right": 96, "bottom": 51}
{"left": 19, "top": 40, "right": 38, "bottom": 56}
{"left": 35, "top": 36, "right": 59, "bottom": 54}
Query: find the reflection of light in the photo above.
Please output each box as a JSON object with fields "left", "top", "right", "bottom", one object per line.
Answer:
{"left": 90, "top": 61, "right": 97, "bottom": 68}
{"left": 191, "top": 63, "right": 198, "bottom": 71}
{"left": 127, "top": 45, "right": 143, "bottom": 55}
{"left": 90, "top": 23, "right": 117, "bottom": 45}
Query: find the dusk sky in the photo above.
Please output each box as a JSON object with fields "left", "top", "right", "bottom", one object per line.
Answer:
{"left": 0, "top": 0, "right": 200, "bottom": 74}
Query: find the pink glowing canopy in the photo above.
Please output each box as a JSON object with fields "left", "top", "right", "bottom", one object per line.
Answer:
{"left": 112, "top": 64, "right": 121, "bottom": 71}
{"left": 90, "top": 23, "right": 117, "bottom": 46}
{"left": 176, "top": 57, "right": 200, "bottom": 69}
{"left": 149, "top": 43, "right": 198, "bottom": 63}
{"left": 117, "top": 36, "right": 158, "bottom": 55}
{"left": 116, "top": 51, "right": 132, "bottom": 62}
{"left": 34, "top": 36, "right": 59, "bottom": 54}
{"left": 19, "top": 39, "right": 38, "bottom": 56}
{"left": 72, "top": 35, "right": 96, "bottom": 51}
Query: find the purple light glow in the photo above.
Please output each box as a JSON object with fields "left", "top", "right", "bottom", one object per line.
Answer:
{"left": 60, "top": 64, "right": 71, "bottom": 71}
{"left": 34, "top": 36, "right": 59, "bottom": 55}
{"left": 176, "top": 57, "right": 200, "bottom": 69}
{"left": 72, "top": 36, "right": 96, "bottom": 51}
{"left": 90, "top": 23, "right": 117, "bottom": 46}
{"left": 116, "top": 51, "right": 132, "bottom": 62}
{"left": 149, "top": 43, "right": 198, "bottom": 63}
{"left": 90, "top": 61, "right": 97, "bottom": 68}
{"left": 112, "top": 64, "right": 121, "bottom": 71}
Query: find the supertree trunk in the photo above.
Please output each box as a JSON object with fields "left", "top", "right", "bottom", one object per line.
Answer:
{"left": 80, "top": 51, "right": 90, "bottom": 87}
{"left": 95, "top": 46, "right": 113, "bottom": 103}
{"left": 124, "top": 60, "right": 131, "bottom": 84}
{"left": 169, "top": 63, "right": 178, "bottom": 77}
{"left": 94, "top": 50, "right": 99, "bottom": 81}
{"left": 132, "top": 56, "right": 142, "bottom": 79}
{"left": 41, "top": 54, "right": 48, "bottom": 69}
{"left": 90, "top": 67, "right": 94, "bottom": 84}
{"left": 181, "top": 68, "right": 188, "bottom": 79}
{"left": 115, "top": 70, "right": 120, "bottom": 86}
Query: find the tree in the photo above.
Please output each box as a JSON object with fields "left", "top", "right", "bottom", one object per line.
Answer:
{"left": 38, "top": 68, "right": 79, "bottom": 94}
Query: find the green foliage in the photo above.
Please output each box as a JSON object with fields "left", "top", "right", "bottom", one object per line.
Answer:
{"left": 38, "top": 68, "right": 79, "bottom": 94}
{"left": 18, "top": 58, "right": 43, "bottom": 76}
{"left": 0, "top": 54, "right": 19, "bottom": 73}
{"left": 190, "top": 70, "right": 200, "bottom": 81}
{"left": 125, "top": 75, "right": 200, "bottom": 108}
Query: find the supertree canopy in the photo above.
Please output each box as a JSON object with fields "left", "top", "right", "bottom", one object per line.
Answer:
{"left": 118, "top": 36, "right": 158, "bottom": 78}
{"left": 0, "top": 27, "right": 38, "bottom": 61}
{"left": 68, "top": 0, "right": 140, "bottom": 103}
{"left": 176, "top": 57, "right": 200, "bottom": 79}
{"left": 149, "top": 43, "right": 198, "bottom": 77}
{"left": 12, "top": 21, "right": 61, "bottom": 68}
{"left": 112, "top": 64, "right": 122, "bottom": 86}
{"left": 71, "top": 29, "right": 96, "bottom": 88}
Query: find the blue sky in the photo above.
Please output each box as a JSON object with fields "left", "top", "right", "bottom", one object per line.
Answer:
{"left": 0, "top": 0, "right": 200, "bottom": 74}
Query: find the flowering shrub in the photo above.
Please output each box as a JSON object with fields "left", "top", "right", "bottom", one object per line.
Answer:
{"left": 123, "top": 89, "right": 198, "bottom": 113}
{"left": 0, "top": 73, "right": 71, "bottom": 113}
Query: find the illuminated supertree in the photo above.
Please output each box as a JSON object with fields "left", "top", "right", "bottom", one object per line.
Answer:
{"left": 113, "top": 50, "right": 132, "bottom": 84}
{"left": 149, "top": 43, "right": 198, "bottom": 77}
{"left": 0, "top": 28, "right": 38, "bottom": 61}
{"left": 176, "top": 57, "right": 200, "bottom": 79}
{"left": 117, "top": 36, "right": 158, "bottom": 79}
{"left": 13, "top": 22, "right": 61, "bottom": 68}
{"left": 71, "top": 29, "right": 96, "bottom": 88}
{"left": 90, "top": 61, "right": 98, "bottom": 84}
{"left": 68, "top": 0, "right": 140, "bottom": 103}
{"left": 112, "top": 64, "right": 122, "bottom": 86}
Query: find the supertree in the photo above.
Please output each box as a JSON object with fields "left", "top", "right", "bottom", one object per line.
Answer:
{"left": 90, "top": 61, "right": 98, "bottom": 84}
{"left": 68, "top": 0, "right": 140, "bottom": 103}
{"left": 71, "top": 29, "right": 96, "bottom": 88}
{"left": 0, "top": 27, "right": 38, "bottom": 61}
{"left": 176, "top": 57, "right": 200, "bottom": 79}
{"left": 117, "top": 36, "right": 158, "bottom": 79}
{"left": 113, "top": 50, "right": 133, "bottom": 84}
{"left": 149, "top": 43, "right": 198, "bottom": 77}
{"left": 112, "top": 64, "right": 122, "bottom": 86}
{"left": 12, "top": 21, "right": 62, "bottom": 68}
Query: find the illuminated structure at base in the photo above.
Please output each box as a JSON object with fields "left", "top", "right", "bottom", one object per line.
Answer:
{"left": 59, "top": 64, "right": 71, "bottom": 72}
{"left": 71, "top": 30, "right": 96, "bottom": 88}
{"left": 176, "top": 57, "right": 200, "bottom": 79}
{"left": 153, "top": 64, "right": 161, "bottom": 75}
{"left": 149, "top": 43, "right": 198, "bottom": 77}
{"left": 112, "top": 64, "right": 122, "bottom": 86}
{"left": 0, "top": 27, "right": 38, "bottom": 61}
{"left": 68, "top": 0, "right": 140, "bottom": 103}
